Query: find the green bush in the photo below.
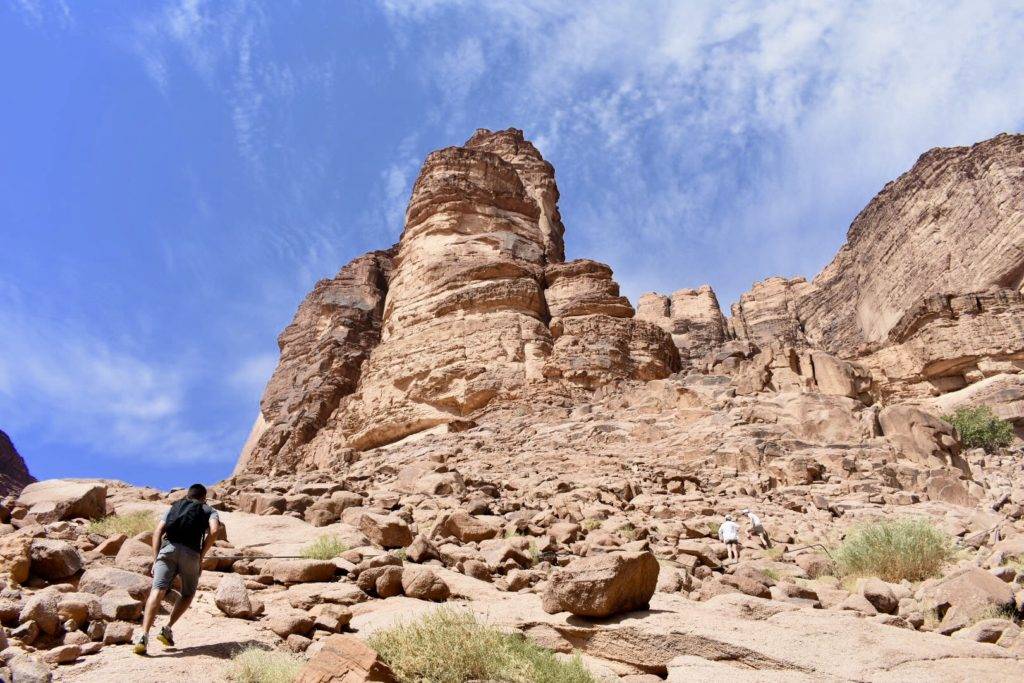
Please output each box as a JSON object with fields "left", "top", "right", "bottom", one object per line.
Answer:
{"left": 367, "top": 609, "right": 594, "bottom": 683}
{"left": 945, "top": 406, "right": 1014, "bottom": 453}
{"left": 87, "top": 511, "right": 157, "bottom": 537}
{"left": 228, "top": 646, "right": 302, "bottom": 683}
{"left": 834, "top": 518, "right": 954, "bottom": 582}
{"left": 300, "top": 535, "right": 348, "bottom": 560}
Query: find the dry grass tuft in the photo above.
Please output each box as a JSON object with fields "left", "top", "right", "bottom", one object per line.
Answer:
{"left": 300, "top": 535, "right": 348, "bottom": 560}
{"left": 367, "top": 608, "right": 594, "bottom": 683}
{"left": 834, "top": 518, "right": 953, "bottom": 582}
{"left": 228, "top": 646, "right": 302, "bottom": 683}
{"left": 87, "top": 511, "right": 157, "bottom": 537}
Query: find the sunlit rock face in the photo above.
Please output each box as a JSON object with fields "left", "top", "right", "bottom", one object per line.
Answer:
{"left": 238, "top": 129, "right": 678, "bottom": 473}
{"left": 237, "top": 131, "right": 1024, "bottom": 475}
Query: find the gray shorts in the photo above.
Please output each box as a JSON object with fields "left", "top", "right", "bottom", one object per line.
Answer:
{"left": 153, "top": 542, "right": 201, "bottom": 598}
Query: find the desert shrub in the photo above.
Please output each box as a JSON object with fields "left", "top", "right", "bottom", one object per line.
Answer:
{"left": 582, "top": 519, "right": 601, "bottom": 531}
{"left": 228, "top": 646, "right": 302, "bottom": 683}
{"left": 301, "top": 535, "right": 348, "bottom": 560}
{"left": 87, "top": 511, "right": 157, "bottom": 537}
{"left": 367, "top": 608, "right": 594, "bottom": 683}
{"left": 834, "top": 518, "right": 954, "bottom": 582}
{"left": 945, "top": 406, "right": 1014, "bottom": 453}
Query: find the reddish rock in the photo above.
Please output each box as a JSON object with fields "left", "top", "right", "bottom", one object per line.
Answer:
{"left": 16, "top": 480, "right": 106, "bottom": 523}
{"left": 359, "top": 514, "right": 413, "bottom": 549}
{"left": 294, "top": 633, "right": 395, "bottom": 682}
{"left": 542, "top": 551, "right": 659, "bottom": 618}
{"left": 400, "top": 565, "right": 450, "bottom": 602}
{"left": 262, "top": 559, "right": 336, "bottom": 584}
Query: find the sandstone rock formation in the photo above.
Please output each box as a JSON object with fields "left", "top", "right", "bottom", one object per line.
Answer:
{"left": 638, "top": 133, "right": 1024, "bottom": 408}
{"left": 239, "top": 129, "right": 678, "bottom": 473}
{"left": 637, "top": 285, "right": 727, "bottom": 366}
{"left": 0, "top": 430, "right": 35, "bottom": 497}
{"left": 235, "top": 250, "right": 395, "bottom": 474}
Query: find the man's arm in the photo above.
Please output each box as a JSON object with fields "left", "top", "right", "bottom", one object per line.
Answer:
{"left": 151, "top": 520, "right": 166, "bottom": 562}
{"left": 201, "top": 515, "right": 220, "bottom": 559}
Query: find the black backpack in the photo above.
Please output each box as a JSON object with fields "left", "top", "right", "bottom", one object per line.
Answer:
{"left": 164, "top": 499, "right": 210, "bottom": 553}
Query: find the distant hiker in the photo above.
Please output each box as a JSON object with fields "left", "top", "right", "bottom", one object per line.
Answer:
{"left": 741, "top": 508, "right": 772, "bottom": 548}
{"left": 133, "top": 483, "right": 221, "bottom": 655}
{"left": 718, "top": 514, "right": 741, "bottom": 562}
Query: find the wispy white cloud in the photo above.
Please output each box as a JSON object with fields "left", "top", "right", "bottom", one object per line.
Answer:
{"left": 0, "top": 284, "right": 233, "bottom": 463}
{"left": 10, "top": 0, "right": 72, "bottom": 29}
{"left": 379, "top": 1, "right": 1024, "bottom": 304}
{"left": 229, "top": 352, "right": 278, "bottom": 399}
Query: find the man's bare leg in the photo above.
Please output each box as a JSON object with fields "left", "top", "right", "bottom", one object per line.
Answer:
{"left": 140, "top": 587, "right": 167, "bottom": 635}
{"left": 166, "top": 593, "right": 194, "bottom": 628}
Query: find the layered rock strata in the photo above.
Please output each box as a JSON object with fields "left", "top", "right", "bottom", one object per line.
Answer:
{"left": 240, "top": 130, "right": 1024, "bottom": 476}
{"left": 636, "top": 285, "right": 727, "bottom": 366}
{"left": 240, "top": 129, "right": 677, "bottom": 473}
{"left": 235, "top": 250, "right": 394, "bottom": 474}
{"left": 799, "top": 133, "right": 1024, "bottom": 356}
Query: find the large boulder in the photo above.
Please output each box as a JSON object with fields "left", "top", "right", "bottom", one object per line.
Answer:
{"left": 99, "top": 589, "right": 143, "bottom": 621}
{"left": 430, "top": 511, "right": 502, "bottom": 543}
{"left": 266, "top": 608, "right": 314, "bottom": 638}
{"left": 16, "top": 480, "right": 106, "bottom": 523}
{"left": 918, "top": 568, "right": 1015, "bottom": 633}
{"left": 295, "top": 634, "right": 396, "bottom": 683}
{"left": 359, "top": 514, "right": 413, "bottom": 549}
{"left": 78, "top": 566, "right": 151, "bottom": 600}
{"left": 542, "top": 550, "right": 659, "bottom": 618}
{"left": 30, "top": 539, "right": 83, "bottom": 581}
{"left": 262, "top": 559, "right": 336, "bottom": 584}
{"left": 215, "top": 574, "right": 263, "bottom": 619}
{"left": 113, "top": 534, "right": 154, "bottom": 575}
{"left": 20, "top": 590, "right": 61, "bottom": 635}
{"left": 8, "top": 654, "right": 52, "bottom": 683}
{"left": 400, "top": 565, "right": 450, "bottom": 602}
{"left": 878, "top": 405, "right": 967, "bottom": 473}
{"left": 57, "top": 592, "right": 102, "bottom": 625}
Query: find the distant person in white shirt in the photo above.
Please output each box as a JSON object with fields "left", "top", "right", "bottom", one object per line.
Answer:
{"left": 718, "top": 515, "right": 741, "bottom": 562}
{"left": 741, "top": 508, "right": 772, "bottom": 548}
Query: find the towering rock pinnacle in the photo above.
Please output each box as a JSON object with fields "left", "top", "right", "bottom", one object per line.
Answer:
{"left": 0, "top": 429, "right": 35, "bottom": 497}
{"left": 238, "top": 129, "right": 679, "bottom": 474}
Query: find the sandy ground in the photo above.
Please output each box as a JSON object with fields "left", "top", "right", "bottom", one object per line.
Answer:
{"left": 56, "top": 592, "right": 276, "bottom": 682}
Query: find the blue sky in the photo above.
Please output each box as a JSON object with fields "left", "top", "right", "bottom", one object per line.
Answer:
{"left": 3, "top": 1, "right": 1023, "bottom": 490}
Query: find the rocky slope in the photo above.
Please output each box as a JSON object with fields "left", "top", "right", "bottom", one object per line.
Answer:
{"left": 0, "top": 430, "right": 35, "bottom": 497}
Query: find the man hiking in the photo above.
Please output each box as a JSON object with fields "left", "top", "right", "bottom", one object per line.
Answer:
{"left": 741, "top": 508, "right": 772, "bottom": 548}
{"left": 718, "top": 514, "right": 741, "bottom": 563}
{"left": 133, "top": 483, "right": 221, "bottom": 655}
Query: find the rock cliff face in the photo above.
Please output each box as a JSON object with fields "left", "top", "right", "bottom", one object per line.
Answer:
{"left": 799, "top": 133, "right": 1024, "bottom": 357}
{"left": 0, "top": 430, "right": 35, "bottom": 497}
{"left": 238, "top": 130, "right": 1024, "bottom": 476}
{"left": 239, "top": 129, "right": 677, "bottom": 474}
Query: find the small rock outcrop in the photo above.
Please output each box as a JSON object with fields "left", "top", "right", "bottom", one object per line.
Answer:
{"left": 0, "top": 430, "right": 35, "bottom": 497}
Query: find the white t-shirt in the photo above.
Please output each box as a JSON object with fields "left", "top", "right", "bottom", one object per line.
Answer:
{"left": 745, "top": 512, "right": 762, "bottom": 528}
{"left": 718, "top": 520, "right": 740, "bottom": 542}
